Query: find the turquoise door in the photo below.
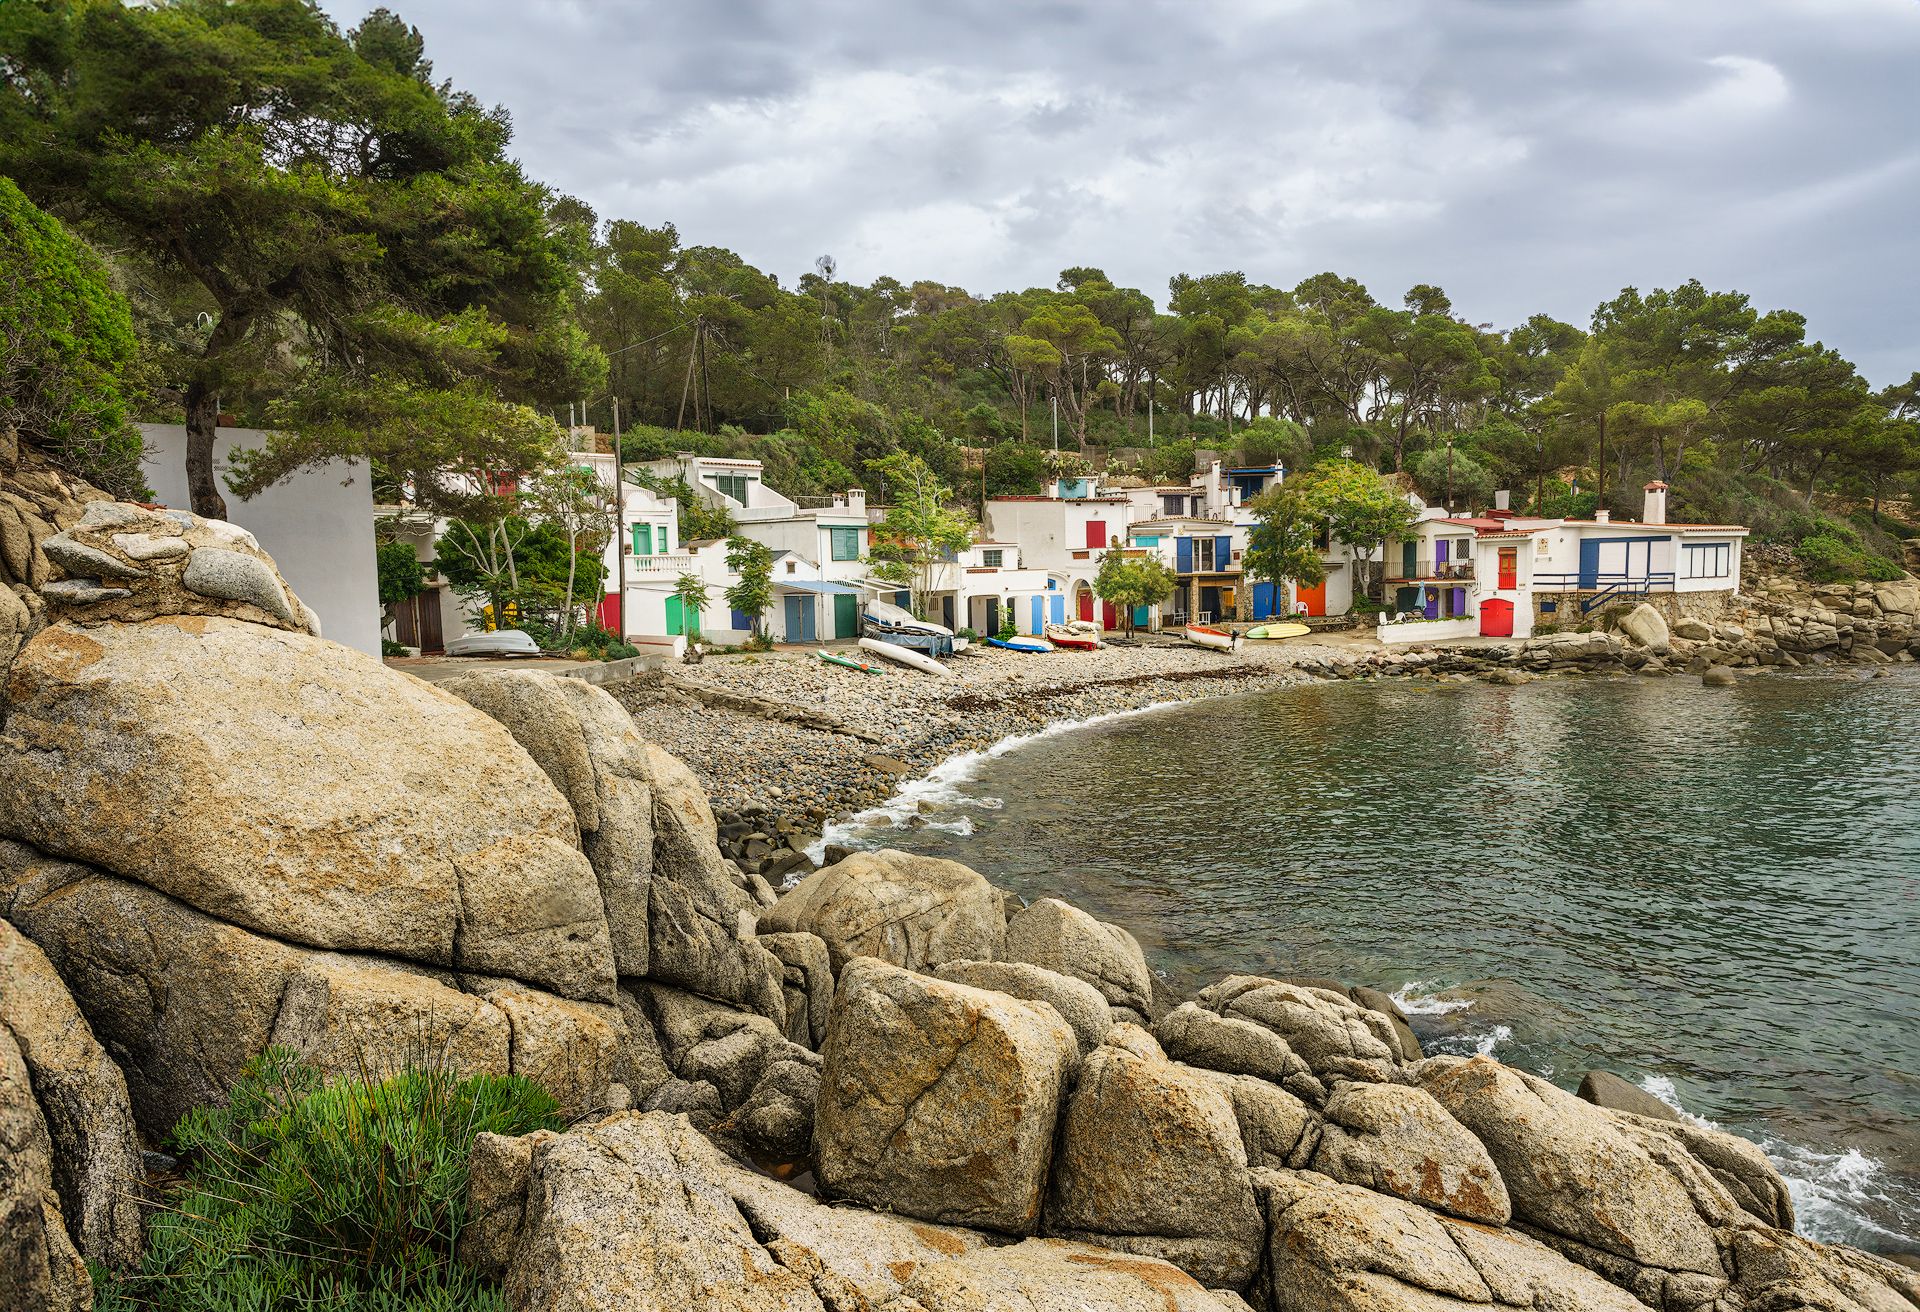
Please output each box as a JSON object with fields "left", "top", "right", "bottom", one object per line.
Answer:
{"left": 834, "top": 592, "right": 858, "bottom": 639}
{"left": 783, "top": 595, "right": 816, "bottom": 642}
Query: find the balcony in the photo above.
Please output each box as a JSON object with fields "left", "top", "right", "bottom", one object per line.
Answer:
{"left": 622, "top": 552, "right": 698, "bottom": 578}
{"left": 1384, "top": 558, "right": 1475, "bottom": 582}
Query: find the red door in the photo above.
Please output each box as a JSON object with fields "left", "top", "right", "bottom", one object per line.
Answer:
{"left": 1297, "top": 579, "right": 1327, "bottom": 617}
{"left": 1498, "top": 547, "right": 1517, "bottom": 590}
{"left": 1101, "top": 601, "right": 1117, "bottom": 630}
{"left": 1085, "top": 519, "right": 1107, "bottom": 549}
{"left": 1078, "top": 590, "right": 1094, "bottom": 622}
{"left": 1481, "top": 598, "right": 1514, "bottom": 637}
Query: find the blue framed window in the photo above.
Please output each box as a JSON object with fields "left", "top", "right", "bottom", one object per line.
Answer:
{"left": 1682, "top": 542, "right": 1730, "bottom": 579}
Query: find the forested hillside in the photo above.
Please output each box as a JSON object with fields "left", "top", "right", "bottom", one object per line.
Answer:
{"left": 3, "top": 0, "right": 1915, "bottom": 577}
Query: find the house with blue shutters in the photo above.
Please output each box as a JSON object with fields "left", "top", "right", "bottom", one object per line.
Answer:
{"left": 1126, "top": 516, "right": 1246, "bottom": 626}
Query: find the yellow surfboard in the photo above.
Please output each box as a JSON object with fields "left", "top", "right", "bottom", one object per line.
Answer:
{"left": 1244, "top": 622, "right": 1311, "bottom": 640}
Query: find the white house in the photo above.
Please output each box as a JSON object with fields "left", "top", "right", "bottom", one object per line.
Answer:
{"left": 984, "top": 483, "right": 1133, "bottom": 630}
{"left": 1374, "top": 483, "right": 1749, "bottom": 645}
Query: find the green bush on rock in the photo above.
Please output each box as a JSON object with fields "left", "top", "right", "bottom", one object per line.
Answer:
{"left": 98, "top": 1048, "right": 564, "bottom": 1311}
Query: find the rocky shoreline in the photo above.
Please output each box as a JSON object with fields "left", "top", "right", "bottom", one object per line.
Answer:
{"left": 610, "top": 586, "right": 1920, "bottom": 883}
{"left": 4, "top": 486, "right": 1917, "bottom": 1310}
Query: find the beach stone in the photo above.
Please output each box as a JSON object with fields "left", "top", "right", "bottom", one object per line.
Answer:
{"left": 1672, "top": 617, "right": 1712, "bottom": 641}
{"left": 1197, "top": 977, "right": 1401, "bottom": 1085}
{"left": 1618, "top": 603, "right": 1671, "bottom": 652}
{"left": 0, "top": 1026, "right": 90, "bottom": 1312}
{"left": 934, "top": 958, "right": 1113, "bottom": 1055}
{"left": 1003, "top": 896, "right": 1154, "bottom": 1021}
{"left": 1417, "top": 1055, "right": 1723, "bottom": 1276}
{"left": 1043, "top": 1043, "right": 1264, "bottom": 1288}
{"left": 0, "top": 922, "right": 144, "bottom": 1272}
{"left": 1349, "top": 984, "right": 1424, "bottom": 1061}
{"left": 1702, "top": 665, "right": 1737, "bottom": 686}
{"left": 503, "top": 1113, "right": 822, "bottom": 1312}
{"left": 268, "top": 957, "right": 510, "bottom": 1083}
{"left": 815, "top": 958, "right": 1076, "bottom": 1234}
{"left": 1252, "top": 1168, "right": 1651, "bottom": 1312}
{"left": 1155, "top": 1001, "right": 1324, "bottom": 1102}
{"left": 1578, "top": 1070, "right": 1681, "bottom": 1122}
{"left": 759, "top": 849, "right": 1005, "bottom": 976}
{"left": 757, "top": 931, "right": 833, "bottom": 1050}
{"left": 1309, "top": 1081, "right": 1511, "bottom": 1224}
{"left": 0, "top": 618, "right": 614, "bottom": 1000}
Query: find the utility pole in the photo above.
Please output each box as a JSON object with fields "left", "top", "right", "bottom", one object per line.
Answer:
{"left": 1445, "top": 432, "right": 1455, "bottom": 513}
{"left": 1051, "top": 393, "right": 1059, "bottom": 455}
{"left": 1596, "top": 410, "right": 1607, "bottom": 516}
{"left": 613, "top": 397, "right": 626, "bottom": 642}
{"left": 1535, "top": 427, "right": 1545, "bottom": 514}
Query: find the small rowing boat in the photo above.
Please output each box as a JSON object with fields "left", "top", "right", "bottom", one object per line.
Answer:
{"left": 1183, "top": 624, "right": 1234, "bottom": 651}
{"left": 986, "top": 636, "right": 1053, "bottom": 654}
{"left": 1243, "top": 621, "right": 1311, "bottom": 641}
{"left": 1043, "top": 625, "right": 1100, "bottom": 651}
{"left": 819, "top": 651, "right": 883, "bottom": 675}
{"left": 858, "top": 636, "right": 954, "bottom": 677}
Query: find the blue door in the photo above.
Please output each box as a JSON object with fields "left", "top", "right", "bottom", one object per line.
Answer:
{"left": 1251, "top": 582, "right": 1277, "bottom": 619}
{"left": 1049, "top": 594, "right": 1065, "bottom": 625}
{"left": 1176, "top": 537, "right": 1194, "bottom": 573}
{"left": 1030, "top": 596, "right": 1044, "bottom": 634}
{"left": 1133, "top": 604, "right": 1151, "bottom": 628}
{"left": 783, "top": 594, "right": 815, "bottom": 642}
{"left": 1423, "top": 588, "right": 1439, "bottom": 620}
{"left": 1578, "top": 540, "right": 1601, "bottom": 589}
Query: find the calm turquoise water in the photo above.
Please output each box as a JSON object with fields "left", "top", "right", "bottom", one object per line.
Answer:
{"left": 826, "top": 669, "right": 1920, "bottom": 1250}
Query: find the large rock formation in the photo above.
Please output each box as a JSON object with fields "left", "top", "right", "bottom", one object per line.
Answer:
{"left": 759, "top": 848, "right": 1006, "bottom": 975}
{"left": 814, "top": 958, "right": 1076, "bottom": 1233}
{"left": 1003, "top": 896, "right": 1155, "bottom": 1022}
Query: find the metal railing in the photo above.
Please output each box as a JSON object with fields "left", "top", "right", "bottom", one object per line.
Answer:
{"left": 1531, "top": 571, "right": 1677, "bottom": 613}
{"left": 1384, "top": 559, "right": 1475, "bottom": 581}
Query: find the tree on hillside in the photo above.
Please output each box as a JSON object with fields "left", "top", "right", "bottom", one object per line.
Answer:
{"left": 1243, "top": 484, "right": 1328, "bottom": 602}
{"left": 0, "top": 0, "right": 601, "bottom": 519}
{"left": 868, "top": 452, "right": 974, "bottom": 620}
{"left": 0, "top": 177, "right": 144, "bottom": 496}
{"left": 724, "top": 535, "right": 775, "bottom": 640}
{"left": 1094, "top": 549, "right": 1177, "bottom": 636}
{"left": 522, "top": 464, "right": 614, "bottom": 643}
{"left": 1296, "top": 460, "right": 1415, "bottom": 601}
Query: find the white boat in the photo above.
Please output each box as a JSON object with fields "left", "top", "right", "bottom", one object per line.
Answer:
{"left": 864, "top": 599, "right": 952, "bottom": 637}
{"left": 1182, "top": 624, "right": 1234, "bottom": 652}
{"left": 858, "top": 636, "right": 954, "bottom": 677}
{"left": 445, "top": 630, "right": 542, "bottom": 657}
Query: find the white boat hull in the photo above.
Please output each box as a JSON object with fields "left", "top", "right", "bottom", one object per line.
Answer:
{"left": 1183, "top": 626, "right": 1234, "bottom": 651}
{"left": 858, "top": 637, "right": 954, "bottom": 677}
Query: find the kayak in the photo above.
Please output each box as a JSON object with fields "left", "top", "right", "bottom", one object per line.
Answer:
{"left": 858, "top": 636, "right": 955, "bottom": 677}
{"left": 1044, "top": 625, "right": 1100, "bottom": 651}
{"left": 1244, "top": 622, "right": 1311, "bottom": 640}
{"left": 1183, "top": 624, "right": 1234, "bottom": 651}
{"left": 986, "top": 636, "right": 1052, "bottom": 654}
{"left": 819, "top": 651, "right": 884, "bottom": 675}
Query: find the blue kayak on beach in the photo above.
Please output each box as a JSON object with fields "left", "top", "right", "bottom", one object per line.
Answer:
{"left": 986, "top": 636, "right": 1053, "bottom": 654}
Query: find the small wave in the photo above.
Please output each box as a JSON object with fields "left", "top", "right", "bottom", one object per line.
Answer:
{"left": 1637, "top": 1076, "right": 1917, "bottom": 1248}
{"left": 807, "top": 700, "right": 1189, "bottom": 860}
{"left": 1390, "top": 981, "right": 1475, "bottom": 1016}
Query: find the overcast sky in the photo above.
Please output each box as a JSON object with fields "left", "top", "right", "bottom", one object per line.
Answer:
{"left": 322, "top": 0, "right": 1920, "bottom": 385}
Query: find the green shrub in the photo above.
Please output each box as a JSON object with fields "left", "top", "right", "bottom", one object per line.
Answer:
{"left": 1792, "top": 522, "right": 1904, "bottom": 582}
{"left": 100, "top": 1048, "right": 563, "bottom": 1312}
{"left": 377, "top": 541, "right": 427, "bottom": 606}
{"left": 381, "top": 638, "right": 411, "bottom": 658}
{"left": 0, "top": 177, "right": 147, "bottom": 498}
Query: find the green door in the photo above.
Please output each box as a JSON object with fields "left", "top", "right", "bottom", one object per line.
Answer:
{"left": 664, "top": 595, "right": 684, "bottom": 636}
{"left": 833, "top": 592, "right": 859, "bottom": 639}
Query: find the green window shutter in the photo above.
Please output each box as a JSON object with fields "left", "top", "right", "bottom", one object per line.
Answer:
{"left": 830, "top": 526, "right": 860, "bottom": 561}
{"left": 664, "top": 595, "right": 684, "bottom": 636}
{"left": 631, "top": 524, "right": 649, "bottom": 555}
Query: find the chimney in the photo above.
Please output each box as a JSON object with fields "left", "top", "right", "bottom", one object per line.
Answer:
{"left": 1643, "top": 480, "right": 1668, "bottom": 525}
{"left": 1595, "top": 509, "right": 1611, "bottom": 524}
{"left": 1494, "top": 489, "right": 1511, "bottom": 512}
{"left": 847, "top": 488, "right": 866, "bottom": 515}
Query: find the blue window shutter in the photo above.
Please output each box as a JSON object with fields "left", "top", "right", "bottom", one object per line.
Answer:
{"left": 730, "top": 608, "right": 751, "bottom": 630}
{"left": 1176, "top": 537, "right": 1194, "bottom": 573}
{"left": 1216, "top": 535, "right": 1231, "bottom": 569}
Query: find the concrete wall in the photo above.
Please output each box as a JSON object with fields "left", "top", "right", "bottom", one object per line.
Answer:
{"left": 137, "top": 424, "right": 380, "bottom": 656}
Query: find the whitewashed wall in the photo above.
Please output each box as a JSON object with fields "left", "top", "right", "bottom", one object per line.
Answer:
{"left": 137, "top": 424, "right": 381, "bottom": 657}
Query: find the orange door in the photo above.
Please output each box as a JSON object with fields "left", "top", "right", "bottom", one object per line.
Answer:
{"left": 1297, "top": 579, "right": 1327, "bottom": 616}
{"left": 1498, "top": 548, "right": 1518, "bottom": 590}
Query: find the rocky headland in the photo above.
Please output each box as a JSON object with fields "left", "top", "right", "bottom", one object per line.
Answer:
{"left": 3, "top": 477, "right": 1917, "bottom": 1310}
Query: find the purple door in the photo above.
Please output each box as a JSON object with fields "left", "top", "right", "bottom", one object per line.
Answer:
{"left": 1452, "top": 587, "right": 1466, "bottom": 617}
{"left": 1423, "top": 588, "right": 1439, "bottom": 620}
{"left": 1436, "top": 540, "right": 1449, "bottom": 569}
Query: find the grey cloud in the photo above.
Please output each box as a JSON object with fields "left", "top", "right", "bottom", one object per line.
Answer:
{"left": 320, "top": 0, "right": 1919, "bottom": 382}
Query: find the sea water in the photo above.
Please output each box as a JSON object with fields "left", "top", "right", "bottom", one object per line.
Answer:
{"left": 827, "top": 667, "right": 1920, "bottom": 1251}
